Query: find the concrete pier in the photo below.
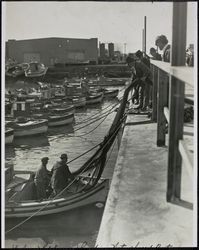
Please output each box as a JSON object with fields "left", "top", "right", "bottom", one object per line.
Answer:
{"left": 96, "top": 114, "right": 194, "bottom": 247}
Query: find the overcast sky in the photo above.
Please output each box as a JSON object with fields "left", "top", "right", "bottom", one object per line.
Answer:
{"left": 3, "top": 1, "right": 197, "bottom": 54}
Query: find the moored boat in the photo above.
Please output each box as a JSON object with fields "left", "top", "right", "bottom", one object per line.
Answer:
{"left": 86, "top": 93, "right": 104, "bottom": 105}
{"left": 103, "top": 89, "right": 119, "bottom": 98}
{"left": 13, "top": 118, "right": 48, "bottom": 137}
{"left": 5, "top": 128, "right": 14, "bottom": 144}
{"left": 5, "top": 65, "right": 25, "bottom": 77}
{"left": 48, "top": 113, "right": 74, "bottom": 127}
{"left": 71, "top": 96, "right": 86, "bottom": 108}
{"left": 25, "top": 62, "right": 48, "bottom": 77}
{"left": 5, "top": 169, "right": 109, "bottom": 218}
{"left": 50, "top": 105, "right": 75, "bottom": 115}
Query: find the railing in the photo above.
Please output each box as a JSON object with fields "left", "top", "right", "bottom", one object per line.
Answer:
{"left": 151, "top": 60, "right": 194, "bottom": 209}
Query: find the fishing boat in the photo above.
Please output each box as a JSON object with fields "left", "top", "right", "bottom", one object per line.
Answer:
{"left": 5, "top": 65, "right": 25, "bottom": 77}
{"left": 5, "top": 168, "right": 109, "bottom": 218}
{"left": 103, "top": 89, "right": 119, "bottom": 98}
{"left": 13, "top": 118, "right": 48, "bottom": 137}
{"left": 70, "top": 96, "right": 86, "bottom": 108}
{"left": 5, "top": 128, "right": 14, "bottom": 144}
{"left": 50, "top": 105, "right": 75, "bottom": 115}
{"left": 48, "top": 113, "right": 74, "bottom": 127}
{"left": 86, "top": 92, "right": 104, "bottom": 105}
{"left": 90, "top": 87, "right": 119, "bottom": 99}
{"left": 5, "top": 80, "right": 135, "bottom": 218}
{"left": 25, "top": 62, "right": 48, "bottom": 77}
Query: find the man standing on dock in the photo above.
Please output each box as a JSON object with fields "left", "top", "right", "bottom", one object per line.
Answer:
{"left": 155, "top": 35, "right": 171, "bottom": 62}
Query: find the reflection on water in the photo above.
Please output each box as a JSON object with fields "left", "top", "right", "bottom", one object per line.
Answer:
{"left": 4, "top": 86, "right": 124, "bottom": 247}
{"left": 5, "top": 204, "right": 104, "bottom": 248}
{"left": 13, "top": 135, "right": 50, "bottom": 149}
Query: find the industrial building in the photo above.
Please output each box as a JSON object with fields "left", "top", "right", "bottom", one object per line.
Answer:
{"left": 6, "top": 37, "right": 98, "bottom": 66}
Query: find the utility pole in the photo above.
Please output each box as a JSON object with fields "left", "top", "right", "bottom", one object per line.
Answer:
{"left": 123, "top": 43, "right": 127, "bottom": 61}
{"left": 144, "top": 16, "right": 147, "bottom": 54}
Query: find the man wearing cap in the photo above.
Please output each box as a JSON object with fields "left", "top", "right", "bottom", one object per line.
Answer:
{"left": 155, "top": 35, "right": 170, "bottom": 62}
{"left": 34, "top": 157, "right": 51, "bottom": 200}
{"left": 51, "top": 153, "right": 74, "bottom": 195}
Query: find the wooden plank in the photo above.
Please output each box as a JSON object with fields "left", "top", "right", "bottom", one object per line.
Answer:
{"left": 167, "top": 76, "right": 185, "bottom": 202}
{"left": 163, "top": 107, "right": 169, "bottom": 123}
{"left": 151, "top": 60, "right": 194, "bottom": 87}
{"left": 179, "top": 139, "right": 193, "bottom": 179}
{"left": 157, "top": 69, "right": 169, "bottom": 146}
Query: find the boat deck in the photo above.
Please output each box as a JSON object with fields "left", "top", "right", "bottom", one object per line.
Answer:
{"left": 96, "top": 114, "right": 194, "bottom": 247}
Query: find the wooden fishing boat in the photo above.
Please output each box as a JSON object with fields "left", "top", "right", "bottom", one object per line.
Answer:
{"left": 5, "top": 79, "right": 136, "bottom": 219}
{"left": 5, "top": 169, "right": 109, "bottom": 218}
{"left": 103, "top": 89, "right": 119, "bottom": 98}
{"left": 5, "top": 65, "right": 25, "bottom": 77}
{"left": 86, "top": 93, "right": 104, "bottom": 105}
{"left": 13, "top": 118, "right": 48, "bottom": 137}
{"left": 5, "top": 128, "right": 14, "bottom": 144}
{"left": 50, "top": 105, "right": 75, "bottom": 115}
{"left": 71, "top": 96, "right": 86, "bottom": 108}
{"left": 25, "top": 62, "right": 48, "bottom": 77}
{"left": 48, "top": 113, "right": 74, "bottom": 127}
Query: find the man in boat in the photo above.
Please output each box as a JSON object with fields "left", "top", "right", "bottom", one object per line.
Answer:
{"left": 34, "top": 157, "right": 51, "bottom": 200}
{"left": 126, "top": 55, "right": 152, "bottom": 111}
{"left": 155, "top": 35, "right": 171, "bottom": 62}
{"left": 51, "top": 153, "right": 75, "bottom": 196}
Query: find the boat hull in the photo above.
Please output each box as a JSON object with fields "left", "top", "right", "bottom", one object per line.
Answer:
{"left": 5, "top": 179, "right": 109, "bottom": 218}
{"left": 104, "top": 89, "right": 119, "bottom": 98}
{"left": 14, "top": 120, "right": 48, "bottom": 137}
{"left": 5, "top": 129, "right": 14, "bottom": 144}
{"left": 86, "top": 93, "right": 103, "bottom": 105}
{"left": 72, "top": 97, "right": 86, "bottom": 108}
{"left": 51, "top": 105, "right": 75, "bottom": 114}
{"left": 48, "top": 113, "right": 74, "bottom": 127}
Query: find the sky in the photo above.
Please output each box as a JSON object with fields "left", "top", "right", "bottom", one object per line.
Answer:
{"left": 3, "top": 1, "right": 197, "bottom": 55}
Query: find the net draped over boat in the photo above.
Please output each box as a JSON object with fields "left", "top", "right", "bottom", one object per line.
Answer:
{"left": 72, "top": 80, "right": 135, "bottom": 190}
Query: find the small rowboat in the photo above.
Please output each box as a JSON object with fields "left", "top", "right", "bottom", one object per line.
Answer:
{"left": 104, "top": 89, "right": 119, "bottom": 98}
{"left": 5, "top": 65, "right": 25, "bottom": 77}
{"left": 25, "top": 62, "right": 48, "bottom": 77}
{"left": 5, "top": 170, "right": 109, "bottom": 218}
{"left": 50, "top": 105, "right": 75, "bottom": 115}
{"left": 71, "top": 96, "right": 86, "bottom": 108}
{"left": 13, "top": 119, "right": 48, "bottom": 137}
{"left": 48, "top": 113, "right": 74, "bottom": 127}
{"left": 5, "top": 128, "right": 14, "bottom": 144}
{"left": 86, "top": 93, "right": 104, "bottom": 105}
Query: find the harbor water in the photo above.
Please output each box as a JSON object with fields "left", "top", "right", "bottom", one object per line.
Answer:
{"left": 5, "top": 86, "right": 125, "bottom": 248}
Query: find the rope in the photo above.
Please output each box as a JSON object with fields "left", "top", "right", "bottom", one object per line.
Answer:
{"left": 5, "top": 115, "right": 126, "bottom": 234}
{"left": 48, "top": 100, "right": 120, "bottom": 142}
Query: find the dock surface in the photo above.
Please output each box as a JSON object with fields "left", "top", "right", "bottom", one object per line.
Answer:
{"left": 96, "top": 114, "right": 194, "bottom": 247}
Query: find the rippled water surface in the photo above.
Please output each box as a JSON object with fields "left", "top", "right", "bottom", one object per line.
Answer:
{"left": 5, "top": 86, "right": 125, "bottom": 248}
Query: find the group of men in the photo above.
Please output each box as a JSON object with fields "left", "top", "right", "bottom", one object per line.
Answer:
{"left": 34, "top": 153, "right": 74, "bottom": 200}
{"left": 127, "top": 34, "right": 194, "bottom": 122}
{"left": 126, "top": 34, "right": 171, "bottom": 111}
